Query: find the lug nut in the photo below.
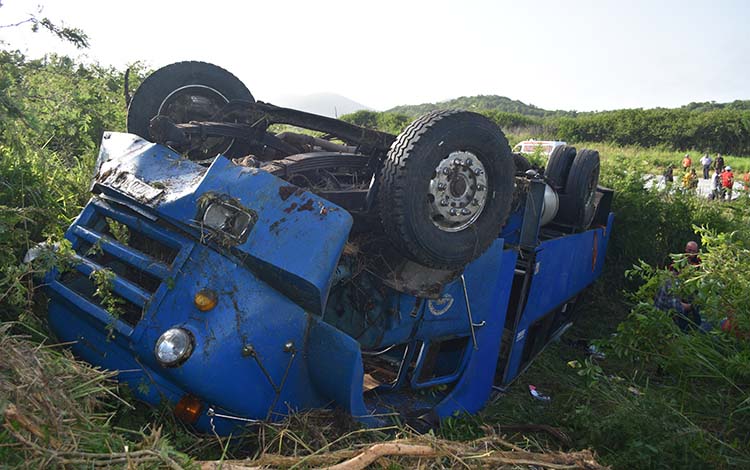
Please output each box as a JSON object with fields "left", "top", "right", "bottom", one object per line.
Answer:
{"left": 442, "top": 167, "right": 451, "bottom": 175}
{"left": 473, "top": 167, "right": 484, "bottom": 175}
{"left": 440, "top": 198, "right": 449, "bottom": 207}
{"left": 465, "top": 159, "right": 473, "bottom": 166}
{"left": 453, "top": 158, "right": 462, "bottom": 166}
{"left": 449, "top": 208, "right": 458, "bottom": 216}
{"left": 460, "top": 208, "right": 472, "bottom": 215}
{"left": 477, "top": 185, "right": 485, "bottom": 192}
{"left": 437, "top": 182, "right": 447, "bottom": 191}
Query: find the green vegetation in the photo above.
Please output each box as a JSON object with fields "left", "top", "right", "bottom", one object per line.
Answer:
{"left": 2, "top": 41, "right": 750, "bottom": 468}
{"left": 349, "top": 96, "right": 750, "bottom": 156}
{"left": 387, "top": 94, "right": 575, "bottom": 118}
{"left": 474, "top": 155, "right": 750, "bottom": 469}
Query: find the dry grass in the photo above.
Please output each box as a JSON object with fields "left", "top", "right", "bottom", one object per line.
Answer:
{"left": 0, "top": 323, "right": 188, "bottom": 468}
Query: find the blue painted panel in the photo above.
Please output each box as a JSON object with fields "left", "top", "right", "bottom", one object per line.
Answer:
{"left": 434, "top": 245, "right": 517, "bottom": 417}
{"left": 503, "top": 214, "right": 614, "bottom": 383}
{"left": 93, "top": 132, "right": 353, "bottom": 314}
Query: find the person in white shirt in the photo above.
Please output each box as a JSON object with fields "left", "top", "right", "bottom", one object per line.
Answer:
{"left": 699, "top": 154, "right": 712, "bottom": 179}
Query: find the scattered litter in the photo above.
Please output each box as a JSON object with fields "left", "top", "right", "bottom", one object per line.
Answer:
{"left": 627, "top": 386, "right": 642, "bottom": 396}
{"left": 529, "top": 384, "right": 551, "bottom": 402}
{"left": 567, "top": 360, "right": 582, "bottom": 369}
{"left": 362, "top": 373, "right": 381, "bottom": 392}
{"left": 587, "top": 344, "right": 606, "bottom": 359}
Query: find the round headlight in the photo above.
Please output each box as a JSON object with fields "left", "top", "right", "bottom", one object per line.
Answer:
{"left": 154, "top": 328, "right": 194, "bottom": 367}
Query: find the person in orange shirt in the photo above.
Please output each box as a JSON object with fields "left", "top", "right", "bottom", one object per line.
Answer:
{"left": 743, "top": 170, "right": 750, "bottom": 192}
{"left": 682, "top": 154, "right": 692, "bottom": 169}
{"left": 721, "top": 166, "right": 735, "bottom": 200}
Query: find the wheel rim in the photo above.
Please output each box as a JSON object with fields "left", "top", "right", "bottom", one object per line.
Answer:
{"left": 158, "top": 84, "right": 233, "bottom": 157}
{"left": 428, "top": 151, "right": 488, "bottom": 232}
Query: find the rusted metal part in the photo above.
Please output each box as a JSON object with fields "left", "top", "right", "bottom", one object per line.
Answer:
{"left": 278, "top": 185, "right": 300, "bottom": 201}
{"left": 298, "top": 199, "right": 314, "bottom": 212}
{"left": 217, "top": 100, "right": 396, "bottom": 153}
{"left": 261, "top": 152, "right": 370, "bottom": 178}
{"left": 148, "top": 100, "right": 395, "bottom": 158}
{"left": 276, "top": 131, "right": 357, "bottom": 153}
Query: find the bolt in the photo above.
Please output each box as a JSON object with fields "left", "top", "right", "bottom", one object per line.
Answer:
{"left": 473, "top": 167, "right": 484, "bottom": 175}
{"left": 453, "top": 158, "right": 462, "bottom": 166}
{"left": 440, "top": 198, "right": 449, "bottom": 207}
{"left": 461, "top": 208, "right": 472, "bottom": 215}
{"left": 284, "top": 341, "right": 295, "bottom": 353}
{"left": 464, "top": 158, "right": 473, "bottom": 166}
{"left": 449, "top": 208, "right": 458, "bottom": 216}
{"left": 437, "top": 182, "right": 447, "bottom": 191}
{"left": 442, "top": 167, "right": 451, "bottom": 175}
{"left": 241, "top": 344, "right": 256, "bottom": 357}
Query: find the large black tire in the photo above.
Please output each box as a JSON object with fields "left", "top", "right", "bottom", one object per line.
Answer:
{"left": 545, "top": 145, "right": 576, "bottom": 191}
{"left": 513, "top": 152, "right": 532, "bottom": 173}
{"left": 555, "top": 149, "right": 600, "bottom": 229}
{"left": 378, "top": 110, "right": 515, "bottom": 269}
{"left": 127, "top": 61, "right": 254, "bottom": 157}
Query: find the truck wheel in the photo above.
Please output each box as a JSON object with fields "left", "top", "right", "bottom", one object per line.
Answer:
{"left": 545, "top": 145, "right": 576, "bottom": 191}
{"left": 127, "top": 61, "right": 254, "bottom": 158}
{"left": 513, "top": 153, "right": 532, "bottom": 172}
{"left": 378, "top": 110, "right": 514, "bottom": 269}
{"left": 555, "top": 149, "right": 600, "bottom": 229}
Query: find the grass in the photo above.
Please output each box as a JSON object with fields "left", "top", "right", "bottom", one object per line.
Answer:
{"left": 1, "top": 112, "right": 750, "bottom": 468}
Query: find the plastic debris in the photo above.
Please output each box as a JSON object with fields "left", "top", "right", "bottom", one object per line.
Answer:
{"left": 529, "top": 384, "right": 551, "bottom": 402}
{"left": 588, "top": 344, "right": 606, "bottom": 359}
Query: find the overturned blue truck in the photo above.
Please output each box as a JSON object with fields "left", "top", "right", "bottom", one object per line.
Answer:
{"left": 42, "top": 62, "right": 613, "bottom": 434}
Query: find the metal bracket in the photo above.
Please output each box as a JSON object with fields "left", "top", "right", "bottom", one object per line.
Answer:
{"left": 460, "top": 274, "right": 483, "bottom": 350}
{"left": 241, "top": 341, "right": 297, "bottom": 420}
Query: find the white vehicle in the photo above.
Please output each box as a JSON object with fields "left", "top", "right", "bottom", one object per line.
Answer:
{"left": 513, "top": 140, "right": 566, "bottom": 156}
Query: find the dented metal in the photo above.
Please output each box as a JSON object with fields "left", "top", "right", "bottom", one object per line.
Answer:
{"left": 45, "top": 125, "right": 614, "bottom": 435}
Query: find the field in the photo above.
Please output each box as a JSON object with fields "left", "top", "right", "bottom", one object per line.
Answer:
{"left": 1, "top": 53, "right": 750, "bottom": 469}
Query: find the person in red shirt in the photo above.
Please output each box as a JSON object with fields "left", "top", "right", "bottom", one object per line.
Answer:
{"left": 721, "top": 166, "right": 734, "bottom": 200}
{"left": 682, "top": 154, "right": 692, "bottom": 169}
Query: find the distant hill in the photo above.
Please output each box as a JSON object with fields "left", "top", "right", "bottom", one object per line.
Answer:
{"left": 387, "top": 95, "right": 576, "bottom": 118}
{"left": 272, "top": 93, "right": 372, "bottom": 118}
{"left": 387, "top": 95, "right": 750, "bottom": 118}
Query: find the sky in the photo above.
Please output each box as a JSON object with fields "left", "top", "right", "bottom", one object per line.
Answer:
{"left": 1, "top": 0, "right": 748, "bottom": 112}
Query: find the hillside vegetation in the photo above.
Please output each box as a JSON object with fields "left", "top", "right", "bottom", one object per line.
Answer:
{"left": 1, "top": 48, "right": 750, "bottom": 469}
{"left": 354, "top": 96, "right": 750, "bottom": 156}
{"left": 387, "top": 94, "right": 575, "bottom": 118}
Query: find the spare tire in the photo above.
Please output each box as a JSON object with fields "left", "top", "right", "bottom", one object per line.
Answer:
{"left": 555, "top": 149, "right": 600, "bottom": 229}
{"left": 545, "top": 145, "right": 576, "bottom": 191}
{"left": 127, "top": 61, "right": 254, "bottom": 158}
{"left": 378, "top": 110, "right": 515, "bottom": 269}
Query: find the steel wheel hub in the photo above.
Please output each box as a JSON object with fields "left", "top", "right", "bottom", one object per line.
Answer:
{"left": 158, "top": 85, "right": 232, "bottom": 156}
{"left": 428, "top": 151, "right": 488, "bottom": 232}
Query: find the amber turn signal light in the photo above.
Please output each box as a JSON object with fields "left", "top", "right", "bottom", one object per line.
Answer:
{"left": 174, "top": 395, "right": 202, "bottom": 424}
{"left": 194, "top": 289, "right": 218, "bottom": 312}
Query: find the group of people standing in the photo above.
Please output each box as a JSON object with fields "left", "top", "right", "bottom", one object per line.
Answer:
{"left": 663, "top": 152, "right": 745, "bottom": 200}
